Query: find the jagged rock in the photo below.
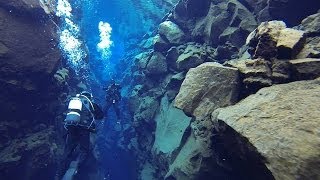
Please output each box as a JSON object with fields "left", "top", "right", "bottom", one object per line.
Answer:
{"left": 176, "top": 43, "right": 207, "bottom": 70}
{"left": 152, "top": 95, "right": 191, "bottom": 176}
{"left": 219, "top": 27, "right": 247, "bottom": 48}
{"left": 247, "top": 21, "right": 305, "bottom": 59}
{"left": 247, "top": 21, "right": 286, "bottom": 59}
{"left": 131, "top": 84, "right": 145, "bottom": 97}
{"left": 128, "top": 94, "right": 141, "bottom": 114}
{"left": 153, "top": 34, "right": 170, "bottom": 52}
{"left": 296, "top": 37, "right": 320, "bottom": 58}
{"left": 146, "top": 52, "right": 168, "bottom": 75}
{"left": 0, "top": 1, "right": 61, "bottom": 122}
{"left": 212, "top": 79, "right": 320, "bottom": 180}
{"left": 192, "top": 0, "right": 257, "bottom": 47}
{"left": 135, "top": 51, "right": 152, "bottom": 69}
{"left": 166, "top": 46, "right": 181, "bottom": 70}
{"left": 165, "top": 72, "right": 185, "bottom": 90}
{"left": 39, "top": 0, "right": 56, "bottom": 14}
{"left": 271, "top": 59, "right": 291, "bottom": 83}
{"left": 54, "top": 68, "right": 69, "bottom": 86}
{"left": 276, "top": 28, "right": 305, "bottom": 59}
{"left": 164, "top": 114, "right": 232, "bottom": 179}
{"left": 226, "top": 58, "right": 272, "bottom": 94}
{"left": 214, "top": 42, "right": 239, "bottom": 62}
{"left": 140, "top": 36, "right": 155, "bottom": 49}
{"left": 174, "top": 0, "right": 211, "bottom": 20}
{"left": 241, "top": 0, "right": 320, "bottom": 26}
{"left": 132, "top": 71, "right": 147, "bottom": 84}
{"left": 140, "top": 161, "right": 157, "bottom": 180}
{"left": 133, "top": 96, "right": 159, "bottom": 125}
{"left": 158, "top": 21, "right": 185, "bottom": 45}
{"left": 0, "top": 127, "right": 58, "bottom": 179}
{"left": 290, "top": 58, "right": 320, "bottom": 80}
{"left": 175, "top": 62, "right": 239, "bottom": 119}
{"left": 299, "top": 13, "right": 320, "bottom": 35}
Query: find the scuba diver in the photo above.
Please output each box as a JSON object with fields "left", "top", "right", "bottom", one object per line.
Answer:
{"left": 103, "top": 79, "right": 121, "bottom": 124}
{"left": 55, "top": 91, "right": 104, "bottom": 180}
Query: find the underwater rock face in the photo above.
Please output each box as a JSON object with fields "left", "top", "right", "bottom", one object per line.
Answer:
{"left": 175, "top": 62, "right": 239, "bottom": 119}
{"left": 299, "top": 12, "right": 320, "bottom": 35}
{"left": 247, "top": 20, "right": 306, "bottom": 59}
{"left": 125, "top": 1, "right": 320, "bottom": 179}
{"left": 146, "top": 52, "right": 168, "bottom": 75}
{"left": 296, "top": 13, "right": 320, "bottom": 59}
{"left": 0, "top": 0, "right": 60, "bottom": 114}
{"left": 227, "top": 58, "right": 273, "bottom": 88}
{"left": 290, "top": 58, "right": 320, "bottom": 80}
{"left": 0, "top": 127, "right": 58, "bottom": 179}
{"left": 176, "top": 43, "right": 206, "bottom": 70}
{"left": 153, "top": 95, "right": 191, "bottom": 155}
{"left": 158, "top": 21, "right": 186, "bottom": 45}
{"left": 0, "top": 1, "right": 61, "bottom": 179}
{"left": 240, "top": 0, "right": 320, "bottom": 26}
{"left": 151, "top": 95, "right": 191, "bottom": 177}
{"left": 212, "top": 79, "right": 320, "bottom": 180}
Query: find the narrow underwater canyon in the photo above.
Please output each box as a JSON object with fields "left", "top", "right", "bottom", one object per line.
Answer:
{"left": 0, "top": 0, "right": 320, "bottom": 180}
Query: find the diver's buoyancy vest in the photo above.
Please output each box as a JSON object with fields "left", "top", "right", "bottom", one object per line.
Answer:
{"left": 64, "top": 95, "right": 95, "bottom": 130}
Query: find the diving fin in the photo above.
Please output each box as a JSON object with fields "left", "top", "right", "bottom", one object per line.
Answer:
{"left": 62, "top": 160, "right": 79, "bottom": 180}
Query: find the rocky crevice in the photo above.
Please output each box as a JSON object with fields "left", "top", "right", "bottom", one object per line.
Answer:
{"left": 121, "top": 0, "right": 320, "bottom": 179}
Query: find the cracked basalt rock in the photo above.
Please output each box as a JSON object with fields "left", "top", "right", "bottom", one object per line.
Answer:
{"left": 212, "top": 79, "right": 320, "bottom": 180}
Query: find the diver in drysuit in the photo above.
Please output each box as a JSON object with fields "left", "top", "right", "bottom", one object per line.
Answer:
{"left": 103, "top": 79, "right": 121, "bottom": 124}
{"left": 55, "top": 91, "right": 103, "bottom": 180}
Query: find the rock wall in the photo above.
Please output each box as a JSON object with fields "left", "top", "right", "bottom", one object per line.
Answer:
{"left": 0, "top": 1, "right": 64, "bottom": 179}
{"left": 212, "top": 79, "right": 320, "bottom": 180}
{"left": 122, "top": 0, "right": 320, "bottom": 179}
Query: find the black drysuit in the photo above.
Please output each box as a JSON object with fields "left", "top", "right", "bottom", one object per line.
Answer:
{"left": 103, "top": 84, "right": 121, "bottom": 120}
{"left": 57, "top": 102, "right": 103, "bottom": 179}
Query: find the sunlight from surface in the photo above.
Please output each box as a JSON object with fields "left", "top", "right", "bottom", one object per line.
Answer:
{"left": 56, "top": 0, "right": 72, "bottom": 17}
{"left": 56, "top": 0, "right": 87, "bottom": 72}
{"left": 97, "top": 21, "right": 113, "bottom": 60}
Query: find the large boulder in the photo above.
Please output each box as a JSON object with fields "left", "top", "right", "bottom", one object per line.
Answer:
{"left": 299, "top": 12, "right": 320, "bottom": 35}
{"left": 146, "top": 52, "right": 168, "bottom": 75}
{"left": 228, "top": 58, "right": 272, "bottom": 83}
{"left": 247, "top": 21, "right": 305, "bottom": 59}
{"left": 158, "top": 21, "right": 186, "bottom": 45}
{"left": 212, "top": 79, "right": 320, "bottom": 180}
{"left": 276, "top": 28, "right": 305, "bottom": 59}
{"left": 134, "top": 51, "right": 152, "bottom": 69}
{"left": 290, "top": 58, "right": 320, "bottom": 80}
{"left": 176, "top": 43, "right": 206, "bottom": 71}
{"left": 192, "top": 0, "right": 257, "bottom": 47}
{"left": 153, "top": 34, "right": 170, "bottom": 52}
{"left": 175, "top": 62, "right": 240, "bottom": 119}
{"left": 296, "top": 37, "right": 320, "bottom": 58}
{"left": 0, "top": 1, "right": 61, "bottom": 120}
{"left": 296, "top": 13, "right": 320, "bottom": 59}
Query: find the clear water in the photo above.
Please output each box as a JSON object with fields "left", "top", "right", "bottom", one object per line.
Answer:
{"left": 55, "top": 0, "right": 172, "bottom": 179}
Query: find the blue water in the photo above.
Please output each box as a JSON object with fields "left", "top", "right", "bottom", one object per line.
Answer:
{"left": 56, "top": 0, "right": 168, "bottom": 179}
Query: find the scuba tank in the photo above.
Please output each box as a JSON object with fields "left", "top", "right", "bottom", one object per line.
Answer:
{"left": 65, "top": 97, "right": 82, "bottom": 125}
{"left": 64, "top": 94, "right": 96, "bottom": 130}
